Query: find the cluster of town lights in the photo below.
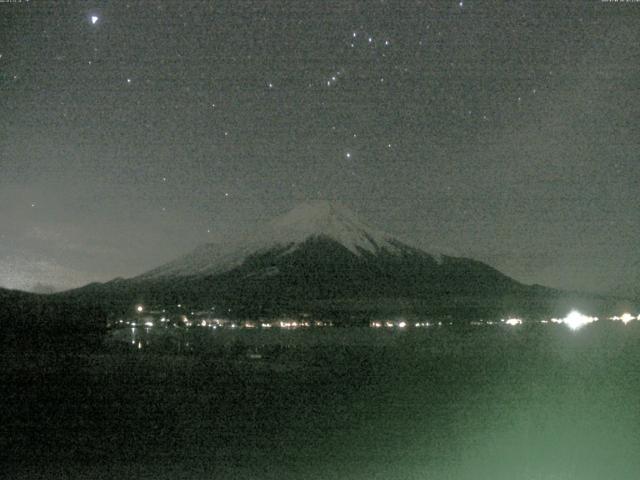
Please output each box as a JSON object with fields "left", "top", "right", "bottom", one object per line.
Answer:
{"left": 124, "top": 305, "right": 638, "bottom": 332}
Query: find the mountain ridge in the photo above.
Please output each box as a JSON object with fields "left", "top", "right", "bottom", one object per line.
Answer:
{"left": 41, "top": 201, "right": 637, "bottom": 320}
{"left": 139, "top": 200, "right": 450, "bottom": 280}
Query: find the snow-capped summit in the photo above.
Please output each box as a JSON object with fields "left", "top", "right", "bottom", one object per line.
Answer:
{"left": 139, "top": 200, "right": 436, "bottom": 280}
{"left": 258, "top": 200, "right": 404, "bottom": 256}
{"left": 70, "top": 200, "right": 552, "bottom": 317}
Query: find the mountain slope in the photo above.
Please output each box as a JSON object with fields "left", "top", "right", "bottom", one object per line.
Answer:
{"left": 60, "top": 201, "right": 635, "bottom": 320}
{"left": 139, "top": 201, "right": 448, "bottom": 279}
{"left": 62, "top": 201, "right": 528, "bottom": 315}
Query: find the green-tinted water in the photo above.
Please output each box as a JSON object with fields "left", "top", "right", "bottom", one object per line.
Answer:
{"left": 3, "top": 323, "right": 640, "bottom": 479}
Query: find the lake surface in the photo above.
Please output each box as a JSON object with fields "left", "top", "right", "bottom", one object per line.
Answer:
{"left": 3, "top": 323, "right": 640, "bottom": 479}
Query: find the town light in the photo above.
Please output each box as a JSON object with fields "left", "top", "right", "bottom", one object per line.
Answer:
{"left": 563, "top": 310, "right": 596, "bottom": 331}
{"left": 504, "top": 318, "right": 523, "bottom": 326}
{"left": 620, "top": 313, "right": 634, "bottom": 325}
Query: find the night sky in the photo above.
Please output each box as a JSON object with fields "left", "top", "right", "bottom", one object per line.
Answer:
{"left": 1, "top": 0, "right": 638, "bottom": 294}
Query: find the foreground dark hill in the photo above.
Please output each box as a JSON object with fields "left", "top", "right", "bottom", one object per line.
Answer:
{"left": 58, "top": 201, "right": 634, "bottom": 320}
{"left": 0, "top": 287, "right": 107, "bottom": 349}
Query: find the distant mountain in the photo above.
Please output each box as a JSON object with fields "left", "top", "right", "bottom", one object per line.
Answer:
{"left": 59, "top": 201, "right": 634, "bottom": 320}
{"left": 138, "top": 201, "right": 450, "bottom": 279}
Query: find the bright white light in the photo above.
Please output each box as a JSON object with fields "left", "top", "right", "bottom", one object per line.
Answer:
{"left": 144, "top": 321, "right": 154, "bottom": 327}
{"left": 504, "top": 318, "right": 522, "bottom": 326}
{"left": 563, "top": 310, "right": 596, "bottom": 330}
{"left": 620, "top": 313, "right": 634, "bottom": 325}
{"left": 136, "top": 305, "right": 144, "bottom": 313}
{"left": 398, "top": 321, "right": 407, "bottom": 328}
{"left": 91, "top": 15, "right": 99, "bottom": 24}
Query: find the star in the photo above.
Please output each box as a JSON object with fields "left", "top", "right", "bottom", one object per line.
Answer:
{"left": 346, "top": 152, "right": 351, "bottom": 159}
{"left": 90, "top": 15, "right": 99, "bottom": 25}
{"left": 126, "top": 78, "right": 132, "bottom": 84}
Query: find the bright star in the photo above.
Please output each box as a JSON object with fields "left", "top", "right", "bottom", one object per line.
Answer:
{"left": 91, "top": 15, "right": 99, "bottom": 24}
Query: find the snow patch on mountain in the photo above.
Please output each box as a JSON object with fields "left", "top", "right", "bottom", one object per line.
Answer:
{"left": 260, "top": 200, "right": 403, "bottom": 256}
{"left": 138, "top": 200, "right": 451, "bottom": 279}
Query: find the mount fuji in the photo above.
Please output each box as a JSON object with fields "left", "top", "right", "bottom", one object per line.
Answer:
{"left": 140, "top": 200, "right": 450, "bottom": 280}
{"left": 62, "top": 201, "right": 529, "bottom": 317}
{"left": 57, "top": 201, "right": 630, "bottom": 320}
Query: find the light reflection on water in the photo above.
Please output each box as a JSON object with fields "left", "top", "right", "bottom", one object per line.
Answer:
{"left": 108, "top": 312, "right": 640, "bottom": 354}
